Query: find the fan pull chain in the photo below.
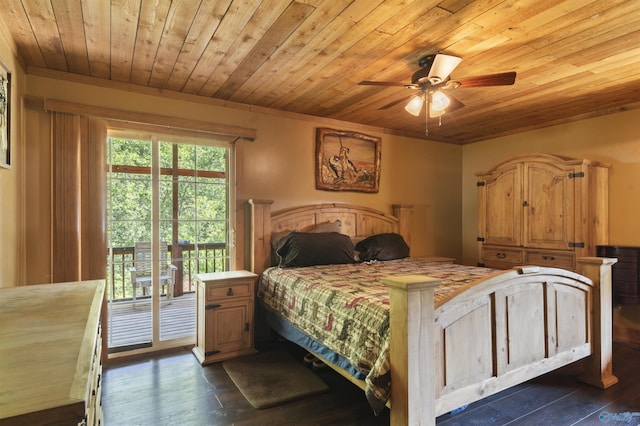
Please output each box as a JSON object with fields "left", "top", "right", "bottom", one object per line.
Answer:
{"left": 424, "top": 93, "right": 429, "bottom": 136}
{"left": 425, "top": 105, "right": 429, "bottom": 136}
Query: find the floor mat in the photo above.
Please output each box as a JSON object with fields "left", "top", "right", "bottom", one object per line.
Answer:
{"left": 222, "top": 350, "right": 330, "bottom": 409}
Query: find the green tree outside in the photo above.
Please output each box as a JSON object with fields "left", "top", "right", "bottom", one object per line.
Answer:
{"left": 107, "top": 137, "right": 229, "bottom": 300}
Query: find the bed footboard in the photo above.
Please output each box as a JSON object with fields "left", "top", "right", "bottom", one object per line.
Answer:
{"left": 383, "top": 257, "right": 617, "bottom": 426}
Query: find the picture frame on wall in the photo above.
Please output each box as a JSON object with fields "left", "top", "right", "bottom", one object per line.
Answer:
{"left": 0, "top": 63, "right": 11, "bottom": 169}
{"left": 315, "top": 127, "right": 381, "bottom": 193}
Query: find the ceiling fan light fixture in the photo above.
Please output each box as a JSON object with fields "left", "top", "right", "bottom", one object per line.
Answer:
{"left": 404, "top": 94, "right": 424, "bottom": 116}
{"left": 431, "top": 91, "right": 450, "bottom": 112}
{"left": 427, "top": 54, "right": 462, "bottom": 84}
{"left": 362, "top": 53, "right": 515, "bottom": 136}
{"left": 429, "top": 105, "right": 446, "bottom": 118}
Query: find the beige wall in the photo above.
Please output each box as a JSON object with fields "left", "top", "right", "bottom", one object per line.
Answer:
{"left": 18, "top": 74, "right": 462, "bottom": 284}
{"left": 0, "top": 33, "right": 24, "bottom": 287}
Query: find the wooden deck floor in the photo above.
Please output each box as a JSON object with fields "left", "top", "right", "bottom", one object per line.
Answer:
{"left": 107, "top": 293, "right": 196, "bottom": 349}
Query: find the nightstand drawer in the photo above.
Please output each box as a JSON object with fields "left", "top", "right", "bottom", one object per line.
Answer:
{"left": 206, "top": 281, "right": 253, "bottom": 301}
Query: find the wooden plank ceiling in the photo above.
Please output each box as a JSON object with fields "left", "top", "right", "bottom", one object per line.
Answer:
{"left": 1, "top": 0, "right": 640, "bottom": 144}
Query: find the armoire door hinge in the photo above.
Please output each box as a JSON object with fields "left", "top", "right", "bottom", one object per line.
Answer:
{"left": 477, "top": 237, "right": 485, "bottom": 242}
{"left": 477, "top": 181, "right": 486, "bottom": 187}
{"left": 568, "top": 172, "right": 585, "bottom": 179}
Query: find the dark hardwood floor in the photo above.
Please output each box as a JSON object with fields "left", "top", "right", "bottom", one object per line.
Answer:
{"left": 103, "top": 340, "right": 640, "bottom": 425}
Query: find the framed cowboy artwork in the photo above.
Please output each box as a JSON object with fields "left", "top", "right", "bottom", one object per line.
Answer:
{"left": 315, "top": 128, "right": 381, "bottom": 193}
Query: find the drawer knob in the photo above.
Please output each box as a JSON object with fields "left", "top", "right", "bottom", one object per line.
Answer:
{"left": 227, "top": 288, "right": 234, "bottom": 296}
{"left": 542, "top": 255, "right": 555, "bottom": 261}
{"left": 496, "top": 252, "right": 506, "bottom": 259}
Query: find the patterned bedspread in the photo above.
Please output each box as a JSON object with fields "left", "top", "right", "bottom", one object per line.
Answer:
{"left": 257, "top": 258, "right": 498, "bottom": 413}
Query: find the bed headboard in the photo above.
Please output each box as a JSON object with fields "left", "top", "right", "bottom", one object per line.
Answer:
{"left": 248, "top": 199, "right": 412, "bottom": 275}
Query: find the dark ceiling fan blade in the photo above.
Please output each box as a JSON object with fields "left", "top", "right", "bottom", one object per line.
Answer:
{"left": 359, "top": 80, "right": 413, "bottom": 87}
{"left": 378, "top": 93, "right": 416, "bottom": 110}
{"left": 455, "top": 71, "right": 516, "bottom": 88}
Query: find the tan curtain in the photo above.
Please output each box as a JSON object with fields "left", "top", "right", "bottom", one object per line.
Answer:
{"left": 51, "top": 112, "right": 106, "bottom": 282}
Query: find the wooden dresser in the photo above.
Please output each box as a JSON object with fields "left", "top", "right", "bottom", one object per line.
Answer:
{"left": 0, "top": 280, "right": 105, "bottom": 425}
{"left": 597, "top": 246, "right": 640, "bottom": 305}
{"left": 477, "top": 153, "right": 609, "bottom": 271}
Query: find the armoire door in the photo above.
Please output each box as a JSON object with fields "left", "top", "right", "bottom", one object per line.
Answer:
{"left": 523, "top": 162, "right": 575, "bottom": 250}
{"left": 479, "top": 162, "right": 523, "bottom": 247}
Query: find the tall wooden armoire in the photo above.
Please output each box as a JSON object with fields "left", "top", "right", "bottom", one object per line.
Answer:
{"left": 477, "top": 153, "right": 609, "bottom": 271}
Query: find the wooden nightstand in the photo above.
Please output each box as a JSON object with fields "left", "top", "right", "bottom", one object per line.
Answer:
{"left": 192, "top": 270, "right": 258, "bottom": 365}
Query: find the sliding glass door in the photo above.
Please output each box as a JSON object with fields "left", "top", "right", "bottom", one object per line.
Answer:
{"left": 106, "top": 130, "right": 234, "bottom": 355}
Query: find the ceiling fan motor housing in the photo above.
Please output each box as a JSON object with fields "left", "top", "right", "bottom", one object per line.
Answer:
{"left": 418, "top": 54, "right": 436, "bottom": 69}
{"left": 412, "top": 55, "right": 436, "bottom": 84}
{"left": 412, "top": 54, "right": 462, "bottom": 85}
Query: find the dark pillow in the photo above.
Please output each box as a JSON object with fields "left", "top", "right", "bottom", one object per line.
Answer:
{"left": 276, "top": 232, "right": 356, "bottom": 268}
{"left": 269, "top": 221, "right": 342, "bottom": 263}
{"left": 270, "top": 230, "right": 294, "bottom": 266}
{"left": 355, "top": 233, "right": 410, "bottom": 261}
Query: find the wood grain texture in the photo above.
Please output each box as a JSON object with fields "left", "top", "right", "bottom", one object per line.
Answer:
{"left": 2, "top": 0, "right": 640, "bottom": 143}
{"left": 52, "top": 111, "right": 81, "bottom": 283}
{"left": 51, "top": 112, "right": 109, "bottom": 284}
{"left": 477, "top": 153, "right": 610, "bottom": 271}
{"left": 44, "top": 98, "right": 257, "bottom": 140}
{"left": 0, "top": 280, "right": 105, "bottom": 424}
{"left": 248, "top": 200, "right": 411, "bottom": 275}
{"left": 80, "top": 116, "right": 107, "bottom": 281}
{"left": 192, "top": 271, "right": 258, "bottom": 365}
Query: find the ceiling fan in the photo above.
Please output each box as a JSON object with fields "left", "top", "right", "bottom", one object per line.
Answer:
{"left": 359, "top": 53, "right": 516, "bottom": 134}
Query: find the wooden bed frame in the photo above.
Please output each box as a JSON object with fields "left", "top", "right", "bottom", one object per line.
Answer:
{"left": 248, "top": 200, "right": 618, "bottom": 425}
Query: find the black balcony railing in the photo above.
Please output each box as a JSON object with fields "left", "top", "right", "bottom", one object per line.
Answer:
{"left": 108, "top": 242, "right": 227, "bottom": 302}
